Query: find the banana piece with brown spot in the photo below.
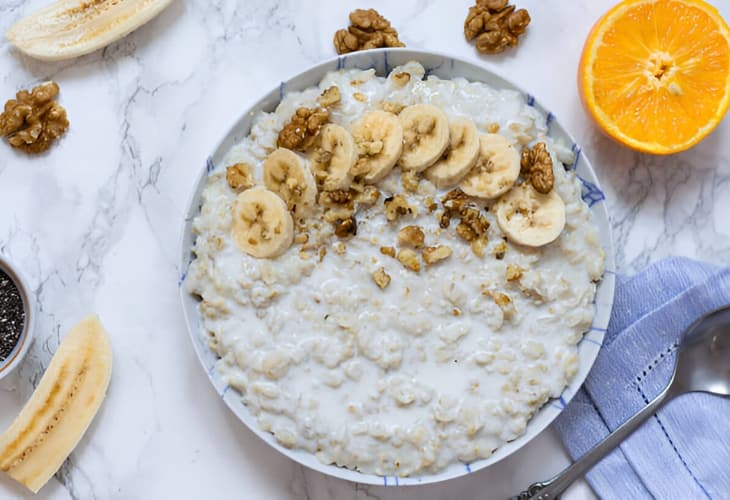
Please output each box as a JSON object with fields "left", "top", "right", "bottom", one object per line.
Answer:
{"left": 0, "top": 316, "right": 112, "bottom": 493}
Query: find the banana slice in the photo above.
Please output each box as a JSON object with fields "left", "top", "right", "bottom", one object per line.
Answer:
{"left": 311, "top": 124, "right": 356, "bottom": 191}
{"left": 0, "top": 316, "right": 112, "bottom": 493}
{"left": 398, "top": 104, "right": 450, "bottom": 172}
{"left": 6, "top": 0, "right": 175, "bottom": 61}
{"left": 350, "top": 110, "right": 403, "bottom": 184}
{"left": 263, "top": 148, "right": 317, "bottom": 217}
{"left": 424, "top": 117, "right": 480, "bottom": 188}
{"left": 231, "top": 187, "right": 294, "bottom": 259}
{"left": 495, "top": 183, "right": 566, "bottom": 247}
{"left": 459, "top": 133, "right": 520, "bottom": 199}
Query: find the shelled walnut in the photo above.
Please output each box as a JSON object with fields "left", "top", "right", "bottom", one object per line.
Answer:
{"left": 372, "top": 267, "right": 391, "bottom": 289}
{"left": 277, "top": 106, "right": 329, "bottom": 152}
{"left": 334, "top": 9, "right": 405, "bottom": 54}
{"left": 423, "top": 245, "right": 452, "bottom": 265}
{"left": 398, "top": 226, "right": 425, "bottom": 249}
{"left": 0, "top": 81, "right": 69, "bottom": 154}
{"left": 397, "top": 248, "right": 421, "bottom": 272}
{"left": 520, "top": 142, "right": 554, "bottom": 193}
{"left": 464, "top": 0, "right": 530, "bottom": 55}
{"left": 317, "top": 86, "right": 341, "bottom": 107}
{"left": 226, "top": 162, "right": 255, "bottom": 192}
{"left": 384, "top": 195, "right": 412, "bottom": 222}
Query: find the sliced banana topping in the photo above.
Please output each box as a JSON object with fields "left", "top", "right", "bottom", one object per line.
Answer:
{"left": 231, "top": 188, "right": 295, "bottom": 259}
{"left": 495, "top": 183, "right": 566, "bottom": 248}
{"left": 263, "top": 148, "right": 317, "bottom": 217}
{"left": 350, "top": 110, "right": 403, "bottom": 184}
{"left": 398, "top": 104, "right": 450, "bottom": 172}
{"left": 311, "top": 124, "right": 356, "bottom": 191}
{"left": 459, "top": 133, "right": 520, "bottom": 199}
{"left": 425, "top": 117, "right": 480, "bottom": 188}
{"left": 6, "top": 0, "right": 174, "bottom": 61}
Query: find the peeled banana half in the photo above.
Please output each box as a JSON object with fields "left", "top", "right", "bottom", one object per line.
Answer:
{"left": 496, "top": 183, "right": 566, "bottom": 247}
{"left": 6, "top": 0, "right": 175, "bottom": 61}
{"left": 0, "top": 316, "right": 112, "bottom": 493}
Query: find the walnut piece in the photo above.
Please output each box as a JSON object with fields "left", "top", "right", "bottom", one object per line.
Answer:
{"left": 464, "top": 1, "right": 531, "bottom": 55}
{"left": 398, "top": 226, "right": 425, "bottom": 249}
{"left": 354, "top": 184, "right": 380, "bottom": 205}
{"left": 372, "top": 267, "right": 391, "bottom": 289}
{"left": 0, "top": 81, "right": 69, "bottom": 154}
{"left": 493, "top": 240, "right": 508, "bottom": 259}
{"left": 456, "top": 207, "right": 490, "bottom": 242}
{"left": 384, "top": 195, "right": 412, "bottom": 222}
{"left": 277, "top": 106, "right": 329, "bottom": 152}
{"left": 506, "top": 264, "right": 523, "bottom": 281}
{"left": 380, "top": 246, "right": 396, "bottom": 258}
{"left": 391, "top": 72, "right": 411, "bottom": 87}
{"left": 381, "top": 101, "right": 406, "bottom": 114}
{"left": 397, "top": 248, "right": 421, "bottom": 272}
{"left": 226, "top": 162, "right": 255, "bottom": 192}
{"left": 317, "top": 86, "right": 341, "bottom": 107}
{"left": 485, "top": 290, "right": 516, "bottom": 319}
{"left": 320, "top": 189, "right": 353, "bottom": 206}
{"left": 423, "top": 245, "right": 452, "bottom": 265}
{"left": 521, "top": 142, "right": 554, "bottom": 193}
{"left": 334, "top": 9, "right": 405, "bottom": 54}
{"left": 402, "top": 169, "right": 420, "bottom": 192}
{"left": 334, "top": 217, "right": 357, "bottom": 238}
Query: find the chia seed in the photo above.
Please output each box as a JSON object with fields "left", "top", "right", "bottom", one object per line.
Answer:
{"left": 0, "top": 269, "right": 25, "bottom": 362}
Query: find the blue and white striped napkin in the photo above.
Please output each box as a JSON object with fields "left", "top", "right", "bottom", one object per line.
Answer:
{"left": 555, "top": 257, "right": 730, "bottom": 499}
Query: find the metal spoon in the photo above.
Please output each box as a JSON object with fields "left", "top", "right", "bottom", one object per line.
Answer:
{"left": 513, "top": 303, "right": 730, "bottom": 500}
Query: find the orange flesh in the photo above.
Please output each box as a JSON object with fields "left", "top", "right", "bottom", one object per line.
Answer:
{"left": 581, "top": 0, "right": 730, "bottom": 154}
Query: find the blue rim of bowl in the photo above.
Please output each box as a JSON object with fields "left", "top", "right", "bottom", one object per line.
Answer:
{"left": 0, "top": 255, "right": 34, "bottom": 380}
{"left": 178, "top": 48, "right": 616, "bottom": 486}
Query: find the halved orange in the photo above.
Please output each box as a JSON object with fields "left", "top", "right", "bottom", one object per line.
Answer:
{"left": 579, "top": 0, "right": 730, "bottom": 154}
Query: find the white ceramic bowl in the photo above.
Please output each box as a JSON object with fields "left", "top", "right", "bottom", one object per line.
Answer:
{"left": 0, "top": 255, "right": 35, "bottom": 381}
{"left": 179, "top": 48, "right": 616, "bottom": 486}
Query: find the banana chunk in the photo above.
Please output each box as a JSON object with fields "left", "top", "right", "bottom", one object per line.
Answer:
{"left": 231, "top": 187, "right": 295, "bottom": 258}
{"left": 459, "top": 133, "right": 520, "bottom": 199}
{"left": 0, "top": 316, "right": 112, "bottom": 493}
{"left": 311, "top": 124, "right": 356, "bottom": 191}
{"left": 425, "top": 117, "right": 480, "bottom": 188}
{"left": 495, "top": 183, "right": 566, "bottom": 247}
{"left": 6, "top": 0, "right": 175, "bottom": 61}
{"left": 398, "top": 104, "right": 450, "bottom": 172}
{"left": 263, "top": 148, "right": 317, "bottom": 217}
{"left": 350, "top": 110, "right": 404, "bottom": 184}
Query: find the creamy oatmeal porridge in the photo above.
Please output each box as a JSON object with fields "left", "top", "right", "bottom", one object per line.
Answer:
{"left": 185, "top": 61, "right": 605, "bottom": 476}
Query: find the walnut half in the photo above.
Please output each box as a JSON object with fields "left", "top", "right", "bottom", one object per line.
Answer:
{"left": 0, "top": 81, "right": 69, "bottom": 154}
{"left": 334, "top": 9, "right": 405, "bottom": 54}
{"left": 464, "top": 1, "right": 531, "bottom": 55}
{"left": 521, "top": 142, "right": 554, "bottom": 193}
{"left": 277, "top": 106, "right": 329, "bottom": 152}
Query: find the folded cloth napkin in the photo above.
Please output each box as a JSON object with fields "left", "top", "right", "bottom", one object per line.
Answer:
{"left": 554, "top": 257, "right": 730, "bottom": 500}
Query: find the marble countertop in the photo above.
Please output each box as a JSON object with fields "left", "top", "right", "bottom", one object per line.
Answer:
{"left": 1, "top": 0, "right": 729, "bottom": 498}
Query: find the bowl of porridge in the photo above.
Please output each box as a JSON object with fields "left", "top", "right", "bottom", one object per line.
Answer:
{"left": 180, "top": 48, "right": 615, "bottom": 485}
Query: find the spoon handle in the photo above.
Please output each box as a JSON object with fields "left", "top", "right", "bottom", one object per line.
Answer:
{"left": 513, "top": 385, "right": 676, "bottom": 500}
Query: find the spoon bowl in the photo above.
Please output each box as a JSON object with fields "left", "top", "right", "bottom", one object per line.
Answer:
{"left": 673, "top": 304, "right": 730, "bottom": 397}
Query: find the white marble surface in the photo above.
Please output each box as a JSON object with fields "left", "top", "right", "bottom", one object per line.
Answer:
{"left": 1, "top": 0, "right": 729, "bottom": 498}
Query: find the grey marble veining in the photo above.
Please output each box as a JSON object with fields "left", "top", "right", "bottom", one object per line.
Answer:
{"left": 0, "top": 0, "right": 729, "bottom": 499}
